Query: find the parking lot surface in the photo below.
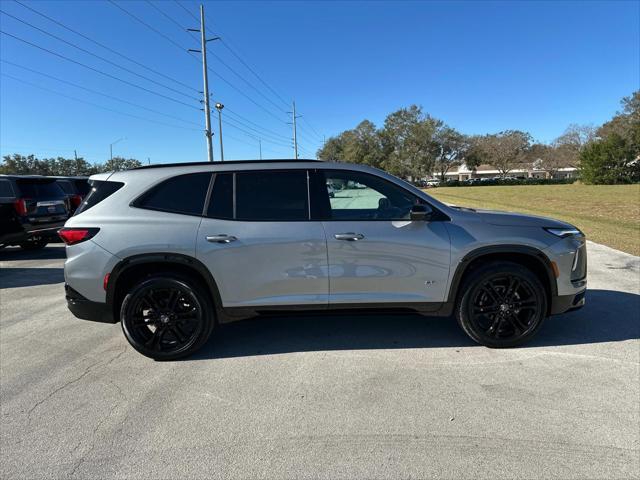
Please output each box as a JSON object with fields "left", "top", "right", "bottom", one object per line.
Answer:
{"left": 1, "top": 242, "right": 639, "bottom": 479}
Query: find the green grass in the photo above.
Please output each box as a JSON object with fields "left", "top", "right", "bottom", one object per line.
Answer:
{"left": 427, "top": 184, "right": 640, "bottom": 256}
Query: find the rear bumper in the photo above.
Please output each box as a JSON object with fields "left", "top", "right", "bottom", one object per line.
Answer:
{"left": 1, "top": 225, "right": 64, "bottom": 245}
{"left": 65, "top": 284, "right": 116, "bottom": 323}
{"left": 550, "top": 289, "right": 586, "bottom": 315}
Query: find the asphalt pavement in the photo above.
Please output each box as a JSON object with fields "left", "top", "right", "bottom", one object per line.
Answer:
{"left": 1, "top": 241, "right": 638, "bottom": 479}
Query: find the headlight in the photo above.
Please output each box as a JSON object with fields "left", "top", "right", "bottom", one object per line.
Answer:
{"left": 544, "top": 227, "right": 582, "bottom": 238}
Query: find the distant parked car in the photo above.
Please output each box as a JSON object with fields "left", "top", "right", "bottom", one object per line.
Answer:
{"left": 54, "top": 177, "right": 90, "bottom": 213}
{"left": 426, "top": 179, "right": 440, "bottom": 187}
{"left": 327, "top": 184, "right": 336, "bottom": 198}
{"left": 0, "top": 175, "right": 71, "bottom": 249}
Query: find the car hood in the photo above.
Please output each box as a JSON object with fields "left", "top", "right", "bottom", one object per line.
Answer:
{"left": 472, "top": 209, "right": 575, "bottom": 228}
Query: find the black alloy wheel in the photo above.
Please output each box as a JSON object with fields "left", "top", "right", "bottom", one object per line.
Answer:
{"left": 456, "top": 261, "right": 547, "bottom": 347}
{"left": 121, "top": 275, "right": 214, "bottom": 360}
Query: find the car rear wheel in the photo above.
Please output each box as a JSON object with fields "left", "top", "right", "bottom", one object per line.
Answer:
{"left": 120, "top": 274, "right": 215, "bottom": 360}
{"left": 456, "top": 261, "right": 547, "bottom": 348}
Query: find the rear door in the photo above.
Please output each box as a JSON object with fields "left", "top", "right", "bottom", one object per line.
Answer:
{"left": 196, "top": 169, "right": 328, "bottom": 309}
{"left": 312, "top": 169, "right": 451, "bottom": 308}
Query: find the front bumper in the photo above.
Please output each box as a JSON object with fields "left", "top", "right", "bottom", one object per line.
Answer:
{"left": 65, "top": 284, "right": 116, "bottom": 323}
{"left": 550, "top": 289, "right": 586, "bottom": 315}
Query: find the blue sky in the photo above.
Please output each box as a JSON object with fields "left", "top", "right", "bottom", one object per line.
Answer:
{"left": 0, "top": 0, "right": 638, "bottom": 165}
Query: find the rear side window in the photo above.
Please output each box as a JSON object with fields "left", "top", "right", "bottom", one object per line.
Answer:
{"left": 0, "top": 179, "right": 14, "bottom": 197}
{"left": 235, "top": 170, "right": 308, "bottom": 221}
{"left": 16, "top": 179, "right": 65, "bottom": 198}
{"left": 207, "top": 173, "right": 233, "bottom": 219}
{"left": 75, "top": 180, "right": 124, "bottom": 215}
{"left": 134, "top": 173, "right": 211, "bottom": 216}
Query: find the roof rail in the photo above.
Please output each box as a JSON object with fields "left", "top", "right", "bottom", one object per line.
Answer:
{"left": 131, "top": 158, "right": 322, "bottom": 170}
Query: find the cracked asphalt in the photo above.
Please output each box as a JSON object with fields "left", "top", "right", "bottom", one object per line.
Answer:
{"left": 1, "top": 242, "right": 639, "bottom": 479}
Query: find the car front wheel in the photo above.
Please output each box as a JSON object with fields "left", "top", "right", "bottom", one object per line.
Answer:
{"left": 120, "top": 274, "right": 215, "bottom": 360}
{"left": 456, "top": 261, "right": 547, "bottom": 348}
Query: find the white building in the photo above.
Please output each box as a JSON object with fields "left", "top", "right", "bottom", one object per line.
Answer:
{"left": 436, "top": 162, "right": 578, "bottom": 181}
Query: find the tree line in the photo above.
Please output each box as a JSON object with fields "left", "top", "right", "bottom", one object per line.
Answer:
{"left": 317, "top": 91, "right": 639, "bottom": 184}
{"left": 0, "top": 155, "right": 142, "bottom": 176}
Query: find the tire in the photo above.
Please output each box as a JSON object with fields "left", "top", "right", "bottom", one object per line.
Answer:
{"left": 19, "top": 240, "right": 48, "bottom": 251}
{"left": 455, "top": 261, "right": 547, "bottom": 348}
{"left": 120, "top": 273, "right": 215, "bottom": 360}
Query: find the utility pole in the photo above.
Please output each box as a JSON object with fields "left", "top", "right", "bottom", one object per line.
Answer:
{"left": 288, "top": 100, "right": 301, "bottom": 159}
{"left": 259, "top": 139, "right": 262, "bottom": 160}
{"left": 215, "top": 102, "right": 224, "bottom": 161}
{"left": 188, "top": 5, "right": 219, "bottom": 162}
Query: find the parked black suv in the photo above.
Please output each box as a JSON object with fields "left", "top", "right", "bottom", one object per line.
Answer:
{"left": 54, "top": 176, "right": 91, "bottom": 214}
{"left": 0, "top": 175, "right": 71, "bottom": 250}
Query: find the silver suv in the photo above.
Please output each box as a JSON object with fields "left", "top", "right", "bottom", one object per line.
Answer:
{"left": 61, "top": 160, "right": 587, "bottom": 360}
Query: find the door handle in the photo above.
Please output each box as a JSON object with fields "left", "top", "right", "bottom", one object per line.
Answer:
{"left": 334, "top": 232, "right": 364, "bottom": 241}
{"left": 206, "top": 234, "right": 237, "bottom": 243}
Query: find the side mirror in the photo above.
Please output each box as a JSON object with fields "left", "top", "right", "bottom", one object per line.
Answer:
{"left": 410, "top": 204, "right": 432, "bottom": 221}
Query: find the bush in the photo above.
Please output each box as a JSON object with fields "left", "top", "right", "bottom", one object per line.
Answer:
{"left": 579, "top": 134, "right": 639, "bottom": 184}
{"left": 436, "top": 177, "right": 576, "bottom": 187}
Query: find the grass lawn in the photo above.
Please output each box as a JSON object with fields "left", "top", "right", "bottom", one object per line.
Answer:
{"left": 427, "top": 184, "right": 640, "bottom": 256}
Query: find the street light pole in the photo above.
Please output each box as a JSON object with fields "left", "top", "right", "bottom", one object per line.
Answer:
{"left": 110, "top": 137, "right": 125, "bottom": 161}
{"left": 215, "top": 102, "right": 224, "bottom": 161}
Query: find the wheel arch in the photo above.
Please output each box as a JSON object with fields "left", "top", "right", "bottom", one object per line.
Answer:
{"left": 106, "top": 253, "right": 224, "bottom": 323}
{"left": 448, "top": 245, "right": 557, "bottom": 315}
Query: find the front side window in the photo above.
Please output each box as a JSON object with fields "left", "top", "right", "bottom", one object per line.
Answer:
{"left": 135, "top": 172, "right": 211, "bottom": 216}
{"left": 235, "top": 170, "right": 309, "bottom": 221}
{"left": 317, "top": 170, "right": 422, "bottom": 221}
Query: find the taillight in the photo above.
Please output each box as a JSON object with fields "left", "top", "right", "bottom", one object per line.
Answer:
{"left": 13, "top": 198, "right": 28, "bottom": 216}
{"left": 71, "top": 195, "right": 82, "bottom": 208}
{"left": 58, "top": 227, "right": 100, "bottom": 245}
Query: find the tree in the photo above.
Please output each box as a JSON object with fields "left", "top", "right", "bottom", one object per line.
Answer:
{"left": 341, "top": 120, "right": 384, "bottom": 168}
{"left": 580, "top": 133, "right": 639, "bottom": 184}
{"left": 0, "top": 154, "right": 101, "bottom": 175}
{"left": 552, "top": 124, "right": 596, "bottom": 168}
{"left": 598, "top": 90, "right": 640, "bottom": 153}
{"left": 433, "top": 126, "right": 469, "bottom": 181}
{"left": 474, "top": 130, "right": 532, "bottom": 178}
{"left": 317, "top": 136, "right": 345, "bottom": 161}
{"left": 103, "top": 156, "right": 142, "bottom": 172}
{"left": 380, "top": 105, "right": 439, "bottom": 179}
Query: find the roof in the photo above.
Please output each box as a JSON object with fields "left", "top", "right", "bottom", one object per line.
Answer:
{"left": 131, "top": 158, "right": 322, "bottom": 171}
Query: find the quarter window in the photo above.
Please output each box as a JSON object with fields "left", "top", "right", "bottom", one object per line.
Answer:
{"left": 135, "top": 173, "right": 211, "bottom": 216}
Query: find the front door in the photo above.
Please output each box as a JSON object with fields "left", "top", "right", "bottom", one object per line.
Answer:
{"left": 312, "top": 169, "right": 451, "bottom": 307}
{"left": 196, "top": 169, "right": 328, "bottom": 309}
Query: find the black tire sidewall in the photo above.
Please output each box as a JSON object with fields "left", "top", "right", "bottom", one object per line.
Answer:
{"left": 456, "top": 262, "right": 547, "bottom": 348}
{"left": 121, "top": 274, "right": 214, "bottom": 360}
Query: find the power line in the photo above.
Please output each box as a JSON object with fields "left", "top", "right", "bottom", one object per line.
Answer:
{"left": 0, "top": 9, "right": 199, "bottom": 102}
{"left": 12, "top": 0, "right": 199, "bottom": 93}
{"left": 1, "top": 72, "right": 201, "bottom": 131}
{"left": 0, "top": 59, "right": 201, "bottom": 127}
{"left": 110, "top": 0, "right": 288, "bottom": 125}
{"left": 176, "top": 0, "right": 291, "bottom": 110}
{"left": 300, "top": 117, "right": 324, "bottom": 141}
{"left": 154, "top": 0, "right": 289, "bottom": 115}
{"left": 0, "top": 30, "right": 202, "bottom": 111}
